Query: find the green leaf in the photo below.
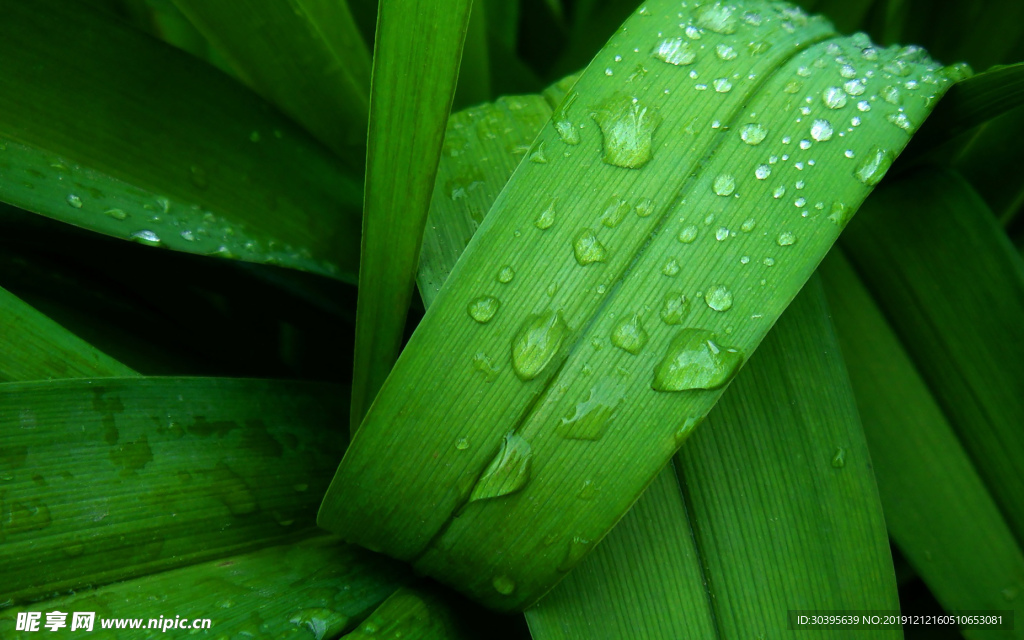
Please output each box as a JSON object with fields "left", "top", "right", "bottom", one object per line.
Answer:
{"left": 321, "top": 0, "right": 956, "bottom": 610}
{"left": 0, "top": 536, "right": 410, "bottom": 639}
{"left": 0, "top": 0, "right": 362, "bottom": 281}
{"left": 0, "top": 377, "right": 344, "bottom": 603}
{"left": 0, "top": 285, "right": 136, "bottom": 381}
{"left": 820, "top": 249, "right": 1024, "bottom": 632}
{"left": 344, "top": 586, "right": 467, "bottom": 639}
{"left": 841, "top": 169, "right": 1024, "bottom": 542}
{"left": 349, "top": 0, "right": 475, "bottom": 429}
{"left": 173, "top": 0, "right": 373, "bottom": 164}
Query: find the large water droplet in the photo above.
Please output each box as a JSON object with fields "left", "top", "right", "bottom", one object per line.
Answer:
{"left": 511, "top": 310, "right": 569, "bottom": 381}
{"left": 695, "top": 2, "right": 738, "bottom": 33}
{"left": 740, "top": 123, "right": 768, "bottom": 145}
{"left": 592, "top": 94, "right": 662, "bottom": 169}
{"left": 573, "top": 229, "right": 608, "bottom": 265}
{"left": 822, "top": 86, "right": 848, "bottom": 109}
{"left": 704, "top": 285, "right": 733, "bottom": 311}
{"left": 652, "top": 329, "right": 744, "bottom": 391}
{"left": 601, "top": 196, "right": 630, "bottom": 227}
{"left": 469, "top": 432, "right": 532, "bottom": 503}
{"left": 611, "top": 313, "right": 649, "bottom": 354}
{"left": 652, "top": 37, "right": 696, "bottom": 65}
{"left": 468, "top": 296, "right": 501, "bottom": 323}
{"left": 854, "top": 146, "right": 893, "bottom": 185}
{"left": 713, "top": 174, "right": 736, "bottom": 197}
{"left": 810, "top": 119, "right": 833, "bottom": 141}
{"left": 560, "top": 377, "right": 626, "bottom": 440}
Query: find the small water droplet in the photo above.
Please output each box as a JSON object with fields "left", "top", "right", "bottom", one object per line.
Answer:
{"left": 469, "top": 432, "right": 532, "bottom": 502}
{"left": 467, "top": 296, "right": 501, "bottom": 323}
{"left": 695, "top": 2, "right": 737, "bottom": 33}
{"left": 493, "top": 575, "right": 516, "bottom": 595}
{"left": 561, "top": 377, "right": 626, "bottom": 440}
{"left": 740, "top": 123, "right": 768, "bottom": 145}
{"left": 473, "top": 352, "right": 501, "bottom": 382}
{"left": 662, "top": 258, "right": 680, "bottom": 276}
{"left": 887, "top": 111, "right": 914, "bottom": 132}
{"left": 715, "top": 43, "right": 738, "bottom": 60}
{"left": 591, "top": 94, "right": 662, "bottom": 169}
{"left": 530, "top": 141, "right": 549, "bottom": 163}
{"left": 66, "top": 194, "right": 83, "bottom": 209}
{"left": 601, "top": 196, "right": 631, "bottom": 227}
{"left": 704, "top": 285, "right": 733, "bottom": 311}
{"left": 854, "top": 146, "right": 893, "bottom": 185}
{"left": 105, "top": 208, "right": 127, "bottom": 220}
{"left": 558, "top": 536, "right": 593, "bottom": 572}
{"left": 828, "top": 201, "right": 852, "bottom": 227}
{"left": 497, "top": 265, "right": 516, "bottom": 283}
{"left": 456, "top": 437, "right": 470, "bottom": 450}
{"left": 763, "top": 257, "right": 775, "bottom": 266}
{"left": 652, "top": 329, "right": 744, "bottom": 391}
{"left": 715, "top": 227, "right": 729, "bottom": 241}
{"left": 810, "top": 119, "right": 833, "bottom": 141}
{"left": 713, "top": 174, "right": 735, "bottom": 197}
{"left": 553, "top": 92, "right": 581, "bottom": 145}
{"left": 611, "top": 313, "right": 649, "bottom": 354}
{"left": 713, "top": 77, "right": 732, "bottom": 92}
{"left": 755, "top": 164, "right": 771, "bottom": 180}
{"left": 831, "top": 447, "right": 846, "bottom": 468}
{"left": 822, "top": 86, "right": 848, "bottom": 109}
{"left": 577, "top": 479, "right": 600, "bottom": 500}
{"left": 674, "top": 416, "right": 704, "bottom": 445}
{"left": 511, "top": 311, "right": 569, "bottom": 381}
{"left": 741, "top": 218, "right": 756, "bottom": 232}
{"left": 652, "top": 37, "right": 696, "bottom": 65}
{"left": 839, "top": 64, "right": 857, "bottom": 79}
{"left": 773, "top": 185, "right": 786, "bottom": 199}
{"left": 777, "top": 231, "right": 796, "bottom": 246}
{"left": 573, "top": 229, "right": 608, "bottom": 265}
{"left": 660, "top": 291, "right": 690, "bottom": 325}
{"left": 883, "top": 58, "right": 912, "bottom": 77}
{"left": 130, "top": 230, "right": 162, "bottom": 246}
{"left": 536, "top": 200, "right": 556, "bottom": 230}
{"left": 635, "top": 198, "right": 654, "bottom": 217}
{"left": 799, "top": 139, "right": 812, "bottom": 150}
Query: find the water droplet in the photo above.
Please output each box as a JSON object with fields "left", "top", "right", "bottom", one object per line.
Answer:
{"left": 493, "top": 575, "right": 516, "bottom": 595}
{"left": 591, "top": 94, "right": 662, "bottom": 169}
{"left": 854, "top": 146, "right": 893, "bottom": 185}
{"left": 673, "top": 416, "right": 704, "bottom": 445}
{"left": 105, "top": 208, "right": 127, "bottom": 220}
{"left": 560, "top": 378, "right": 626, "bottom": 440}
{"left": 713, "top": 78, "right": 732, "bottom": 92}
{"left": 577, "top": 479, "right": 600, "bottom": 500}
{"left": 843, "top": 79, "right": 866, "bottom": 97}
{"left": 741, "top": 218, "right": 756, "bottom": 232}
{"left": 695, "top": 2, "right": 737, "bottom": 33}
{"left": 715, "top": 227, "right": 730, "bottom": 241}
{"left": 558, "top": 536, "right": 592, "bottom": 572}
{"left": 713, "top": 174, "right": 735, "bottom": 197}
{"left": 289, "top": 608, "right": 347, "bottom": 640}
{"left": 66, "top": 194, "right": 83, "bottom": 208}
{"left": 810, "top": 119, "right": 833, "bottom": 141}
{"left": 773, "top": 185, "right": 786, "bottom": 199}
{"left": 715, "top": 43, "right": 738, "bottom": 60}
{"left": 822, "top": 86, "right": 848, "bottom": 109}
{"left": 553, "top": 92, "right": 581, "bottom": 145}
{"left": 844, "top": 149, "right": 855, "bottom": 158}
{"left": 536, "top": 200, "right": 556, "bottom": 230}
{"left": 652, "top": 37, "right": 696, "bottom": 65}
{"left": 511, "top": 310, "right": 569, "bottom": 381}
{"left": 799, "top": 139, "right": 812, "bottom": 150}
{"left": 601, "top": 196, "right": 630, "bottom": 227}
{"left": 573, "top": 229, "right": 607, "bottom": 265}
{"left": 777, "top": 231, "right": 796, "bottom": 246}
{"left": 468, "top": 432, "right": 532, "bottom": 502}
{"left": 887, "top": 111, "right": 914, "bottom": 132}
{"left": 530, "top": 141, "right": 549, "bottom": 163}
{"left": 635, "top": 198, "right": 654, "bottom": 217}
{"left": 652, "top": 329, "right": 744, "bottom": 391}
{"left": 662, "top": 258, "right": 680, "bottom": 276}
{"left": 883, "top": 59, "right": 912, "bottom": 77}
{"left": 795, "top": 180, "right": 805, "bottom": 190}
{"left": 497, "top": 266, "right": 516, "bottom": 283}
{"left": 839, "top": 64, "right": 857, "bottom": 79}
{"left": 831, "top": 447, "right": 846, "bottom": 468}
{"left": 130, "top": 230, "right": 162, "bottom": 246}
{"left": 468, "top": 296, "right": 501, "bottom": 323}
{"left": 880, "top": 84, "right": 901, "bottom": 105}
{"left": 828, "top": 201, "right": 852, "bottom": 227}
{"left": 611, "top": 313, "right": 649, "bottom": 354}
{"left": 763, "top": 257, "right": 775, "bottom": 266}
{"left": 755, "top": 164, "right": 771, "bottom": 179}
{"left": 684, "top": 25, "right": 702, "bottom": 39}
{"left": 678, "top": 225, "right": 699, "bottom": 243}
{"left": 473, "top": 352, "right": 501, "bottom": 382}
{"left": 704, "top": 285, "right": 733, "bottom": 311}
{"left": 660, "top": 291, "right": 690, "bottom": 325}
{"left": 740, "top": 123, "right": 768, "bottom": 145}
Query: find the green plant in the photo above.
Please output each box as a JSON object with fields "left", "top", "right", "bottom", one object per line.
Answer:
{"left": 0, "top": 0, "right": 1022, "bottom": 638}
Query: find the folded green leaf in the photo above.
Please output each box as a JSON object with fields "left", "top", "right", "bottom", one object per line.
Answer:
{"left": 841, "top": 169, "right": 1024, "bottom": 543}
{"left": 0, "top": 285, "right": 135, "bottom": 381}
{"left": 349, "top": 0, "right": 474, "bottom": 429}
{"left": 0, "top": 0, "right": 362, "bottom": 281}
{"left": 321, "top": 0, "right": 958, "bottom": 610}
{"left": 0, "top": 377, "right": 344, "bottom": 603}
{"left": 0, "top": 536, "right": 410, "bottom": 639}
{"left": 344, "top": 586, "right": 468, "bottom": 639}
{"left": 821, "top": 249, "right": 1024, "bottom": 637}
{"left": 173, "top": 0, "right": 372, "bottom": 165}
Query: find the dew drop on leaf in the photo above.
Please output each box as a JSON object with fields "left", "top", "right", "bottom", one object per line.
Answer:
{"left": 695, "top": 2, "right": 738, "bottom": 34}
{"left": 652, "top": 328, "right": 744, "bottom": 391}
{"left": 493, "top": 575, "right": 516, "bottom": 595}
{"left": 678, "top": 225, "right": 699, "bottom": 243}
{"left": 822, "top": 86, "right": 848, "bottom": 109}
{"left": 662, "top": 258, "right": 680, "bottom": 276}
{"left": 130, "top": 230, "right": 162, "bottom": 246}
{"left": 560, "top": 378, "right": 626, "bottom": 440}
{"left": 831, "top": 447, "right": 847, "bottom": 468}
{"left": 66, "top": 194, "right": 83, "bottom": 208}
{"left": 777, "top": 231, "right": 796, "bottom": 246}
{"left": 467, "top": 295, "right": 501, "bottom": 323}
{"left": 468, "top": 432, "right": 532, "bottom": 503}
{"left": 573, "top": 229, "right": 608, "bottom": 265}
{"left": 511, "top": 310, "right": 569, "bottom": 381}
{"left": 704, "top": 285, "right": 733, "bottom": 311}
{"left": 713, "top": 174, "right": 736, "bottom": 196}
{"left": 601, "top": 196, "right": 630, "bottom": 227}
{"left": 854, "top": 146, "right": 893, "bottom": 185}
{"left": 611, "top": 313, "right": 649, "bottom": 354}
{"left": 497, "top": 265, "right": 516, "bottom": 283}
{"left": 660, "top": 291, "right": 690, "bottom": 325}
{"left": 591, "top": 94, "right": 662, "bottom": 169}
{"left": 810, "top": 119, "right": 833, "bottom": 141}
{"left": 652, "top": 37, "right": 696, "bottom": 65}
{"left": 635, "top": 197, "right": 654, "bottom": 217}
{"left": 740, "top": 123, "right": 768, "bottom": 145}
{"left": 535, "top": 200, "right": 556, "bottom": 230}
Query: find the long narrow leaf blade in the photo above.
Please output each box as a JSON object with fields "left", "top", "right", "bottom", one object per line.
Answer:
{"left": 821, "top": 249, "right": 1024, "bottom": 636}
{"left": 0, "top": 377, "right": 344, "bottom": 603}
{"left": 322, "top": 0, "right": 957, "bottom": 609}
{"left": 0, "top": 0, "right": 362, "bottom": 280}
{"left": 173, "top": 0, "right": 372, "bottom": 164}
{"left": 349, "top": 0, "right": 474, "bottom": 428}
